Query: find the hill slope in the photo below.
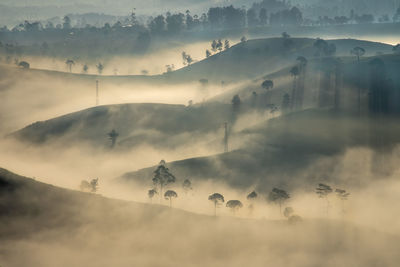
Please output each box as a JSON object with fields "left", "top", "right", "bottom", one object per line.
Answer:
{"left": 1, "top": 167, "right": 400, "bottom": 267}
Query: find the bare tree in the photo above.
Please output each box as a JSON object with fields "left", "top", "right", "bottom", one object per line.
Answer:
{"left": 164, "top": 190, "right": 178, "bottom": 207}
{"left": 208, "top": 193, "right": 224, "bottom": 216}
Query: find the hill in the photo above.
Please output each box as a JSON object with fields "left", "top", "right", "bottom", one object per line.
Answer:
{"left": 1, "top": 167, "right": 400, "bottom": 267}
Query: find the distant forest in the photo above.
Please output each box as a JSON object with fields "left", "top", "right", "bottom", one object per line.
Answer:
{"left": 1, "top": 0, "right": 400, "bottom": 59}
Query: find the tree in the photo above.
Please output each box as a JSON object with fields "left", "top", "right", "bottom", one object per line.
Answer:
{"left": 96, "top": 63, "right": 104, "bottom": 74}
{"left": 240, "top": 36, "right": 247, "bottom": 43}
{"left": 152, "top": 160, "right": 176, "bottom": 200}
{"left": 63, "top": 16, "right": 71, "bottom": 29}
{"left": 281, "top": 93, "right": 290, "bottom": 112}
{"left": 208, "top": 193, "right": 224, "bottom": 216}
{"left": 316, "top": 183, "right": 333, "bottom": 216}
{"left": 282, "top": 32, "right": 290, "bottom": 39}
{"left": 211, "top": 40, "right": 218, "bottom": 53}
{"left": 164, "top": 190, "right": 178, "bottom": 207}
{"left": 148, "top": 189, "right": 158, "bottom": 203}
{"left": 313, "top": 38, "right": 328, "bottom": 57}
{"left": 18, "top": 61, "right": 29, "bottom": 69}
{"left": 247, "top": 8, "right": 258, "bottom": 27}
{"left": 247, "top": 191, "right": 258, "bottom": 214}
{"left": 182, "top": 51, "right": 194, "bottom": 66}
{"left": 226, "top": 200, "right": 243, "bottom": 215}
{"left": 166, "top": 13, "right": 185, "bottom": 34}
{"left": 149, "top": 15, "right": 166, "bottom": 33}
{"left": 80, "top": 178, "right": 98, "bottom": 193}
{"left": 65, "top": 59, "right": 75, "bottom": 72}
{"left": 232, "top": 94, "right": 241, "bottom": 114}
{"left": 217, "top": 39, "right": 223, "bottom": 52}
{"left": 82, "top": 64, "right": 89, "bottom": 73}
{"left": 206, "top": 49, "right": 212, "bottom": 58}
{"left": 182, "top": 179, "right": 192, "bottom": 194}
{"left": 290, "top": 66, "right": 300, "bottom": 110}
{"left": 335, "top": 188, "right": 350, "bottom": 213}
{"left": 224, "top": 39, "right": 230, "bottom": 50}
{"left": 247, "top": 191, "right": 258, "bottom": 201}
{"left": 351, "top": 47, "right": 366, "bottom": 62}
{"left": 261, "top": 80, "right": 274, "bottom": 90}
{"left": 108, "top": 129, "right": 119, "bottom": 148}
{"left": 268, "top": 188, "right": 290, "bottom": 216}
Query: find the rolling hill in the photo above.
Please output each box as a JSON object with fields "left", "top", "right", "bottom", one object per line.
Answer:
{"left": 1, "top": 167, "right": 400, "bottom": 267}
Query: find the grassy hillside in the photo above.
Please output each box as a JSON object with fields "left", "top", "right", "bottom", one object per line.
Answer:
{"left": 169, "top": 38, "right": 393, "bottom": 82}
{"left": 1, "top": 167, "right": 400, "bottom": 267}
{"left": 121, "top": 108, "right": 400, "bottom": 192}
{"left": 11, "top": 102, "right": 233, "bottom": 149}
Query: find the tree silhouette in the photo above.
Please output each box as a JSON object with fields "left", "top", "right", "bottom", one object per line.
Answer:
{"left": 182, "top": 179, "right": 192, "bottom": 195}
{"left": 152, "top": 160, "right": 176, "bottom": 200}
{"left": 18, "top": 61, "right": 30, "bottom": 69}
{"left": 232, "top": 94, "right": 241, "bottom": 114}
{"left": 224, "top": 39, "right": 230, "bottom": 50}
{"left": 80, "top": 178, "right": 98, "bottom": 193}
{"left": 240, "top": 36, "right": 247, "bottom": 43}
{"left": 281, "top": 93, "right": 290, "bottom": 112}
{"left": 247, "top": 191, "right": 258, "bottom": 201}
{"left": 290, "top": 66, "right": 300, "bottom": 110}
{"left": 282, "top": 32, "right": 290, "bottom": 39}
{"left": 247, "top": 191, "right": 258, "bottom": 215}
{"left": 164, "top": 190, "right": 178, "bottom": 207}
{"left": 108, "top": 129, "right": 119, "bottom": 148}
{"left": 335, "top": 188, "right": 350, "bottom": 214}
{"left": 217, "top": 39, "right": 223, "bottom": 52}
{"left": 261, "top": 80, "right": 274, "bottom": 90}
{"left": 351, "top": 47, "right": 365, "bottom": 62}
{"left": 268, "top": 188, "right": 290, "bottom": 216}
{"left": 208, "top": 193, "right": 224, "bottom": 216}
{"left": 211, "top": 40, "right": 218, "bottom": 53}
{"left": 316, "top": 183, "right": 333, "bottom": 216}
{"left": 65, "top": 59, "right": 75, "bottom": 72}
{"left": 226, "top": 200, "right": 243, "bottom": 215}
{"left": 96, "top": 63, "right": 104, "bottom": 74}
{"left": 206, "top": 49, "right": 211, "bottom": 58}
{"left": 148, "top": 188, "right": 158, "bottom": 203}
{"left": 182, "top": 51, "right": 194, "bottom": 65}
{"left": 82, "top": 64, "right": 89, "bottom": 73}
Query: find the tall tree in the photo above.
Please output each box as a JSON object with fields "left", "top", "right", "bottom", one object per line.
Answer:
{"left": 152, "top": 160, "right": 176, "bottom": 200}
{"left": 290, "top": 66, "right": 300, "bottom": 110}
{"left": 268, "top": 188, "right": 290, "bottom": 216}
{"left": 182, "top": 179, "right": 192, "bottom": 195}
{"left": 96, "top": 63, "right": 104, "bottom": 74}
{"left": 65, "top": 59, "right": 75, "bottom": 72}
{"left": 108, "top": 129, "right": 119, "bottom": 148}
{"left": 316, "top": 183, "right": 333, "bottom": 216}
{"left": 208, "top": 193, "right": 224, "bottom": 216}
{"left": 335, "top": 188, "right": 350, "bottom": 214}
{"left": 351, "top": 47, "right": 366, "bottom": 62}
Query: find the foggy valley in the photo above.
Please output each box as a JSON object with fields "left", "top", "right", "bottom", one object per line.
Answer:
{"left": 1, "top": 0, "right": 400, "bottom": 266}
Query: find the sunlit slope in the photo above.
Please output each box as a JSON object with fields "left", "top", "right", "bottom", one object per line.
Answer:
{"left": 1, "top": 167, "right": 400, "bottom": 267}
{"left": 11, "top": 102, "right": 232, "bottom": 149}
{"left": 170, "top": 38, "right": 393, "bottom": 82}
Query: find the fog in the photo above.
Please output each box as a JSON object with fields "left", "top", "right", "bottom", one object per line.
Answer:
{"left": 1, "top": 4, "right": 400, "bottom": 265}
